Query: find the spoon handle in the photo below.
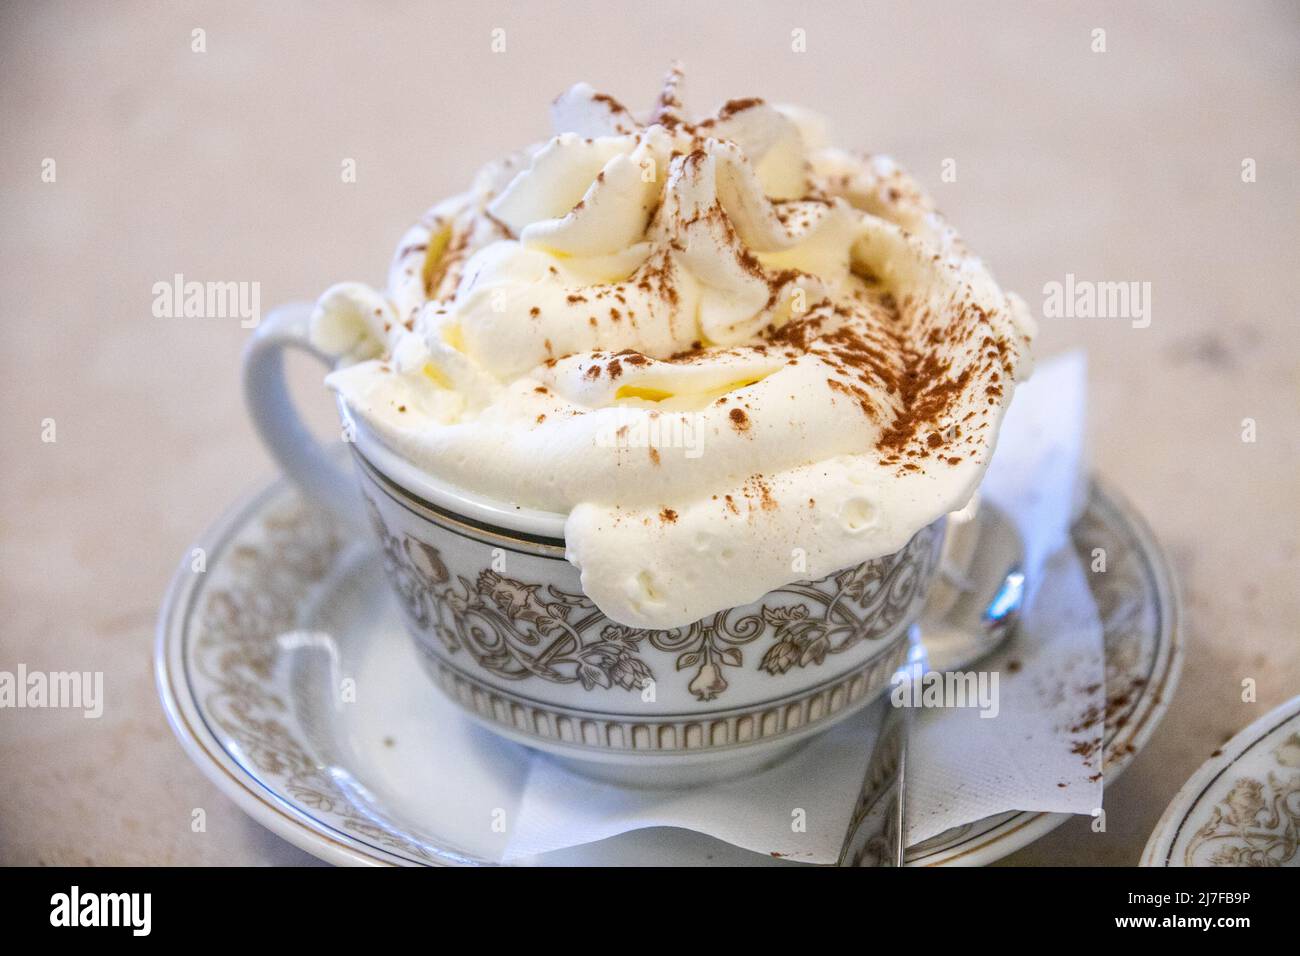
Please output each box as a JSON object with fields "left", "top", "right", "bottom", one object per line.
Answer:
{"left": 837, "top": 692, "right": 910, "bottom": 866}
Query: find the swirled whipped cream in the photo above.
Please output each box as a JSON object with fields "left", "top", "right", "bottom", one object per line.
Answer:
{"left": 312, "top": 67, "right": 1035, "bottom": 629}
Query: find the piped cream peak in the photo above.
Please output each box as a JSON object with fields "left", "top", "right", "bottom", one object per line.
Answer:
{"left": 311, "top": 69, "right": 1034, "bottom": 627}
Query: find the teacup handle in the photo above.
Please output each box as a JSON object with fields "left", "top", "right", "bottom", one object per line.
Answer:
{"left": 242, "top": 302, "right": 361, "bottom": 526}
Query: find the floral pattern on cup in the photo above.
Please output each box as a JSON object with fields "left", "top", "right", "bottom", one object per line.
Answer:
{"left": 366, "top": 496, "right": 939, "bottom": 703}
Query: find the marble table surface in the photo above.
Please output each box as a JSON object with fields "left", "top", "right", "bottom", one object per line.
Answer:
{"left": 1, "top": 0, "right": 1296, "bottom": 866}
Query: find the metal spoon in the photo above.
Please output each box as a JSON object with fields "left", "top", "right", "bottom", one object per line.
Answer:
{"left": 918, "top": 498, "right": 1027, "bottom": 672}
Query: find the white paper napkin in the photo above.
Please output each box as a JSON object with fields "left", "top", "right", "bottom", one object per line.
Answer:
{"left": 906, "top": 350, "right": 1105, "bottom": 846}
{"left": 499, "top": 351, "right": 1104, "bottom": 863}
{"left": 499, "top": 699, "right": 887, "bottom": 863}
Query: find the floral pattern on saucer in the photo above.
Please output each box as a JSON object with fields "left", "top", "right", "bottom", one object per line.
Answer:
{"left": 1143, "top": 696, "right": 1300, "bottom": 867}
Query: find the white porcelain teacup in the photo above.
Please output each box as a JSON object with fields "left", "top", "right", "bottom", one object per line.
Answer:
{"left": 245, "top": 303, "right": 946, "bottom": 786}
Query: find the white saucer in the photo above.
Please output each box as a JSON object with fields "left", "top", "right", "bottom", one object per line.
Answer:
{"left": 156, "top": 472, "right": 1181, "bottom": 866}
{"left": 1142, "top": 694, "right": 1300, "bottom": 867}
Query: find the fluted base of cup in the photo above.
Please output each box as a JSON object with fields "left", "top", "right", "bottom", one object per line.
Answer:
{"left": 541, "top": 740, "right": 806, "bottom": 788}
